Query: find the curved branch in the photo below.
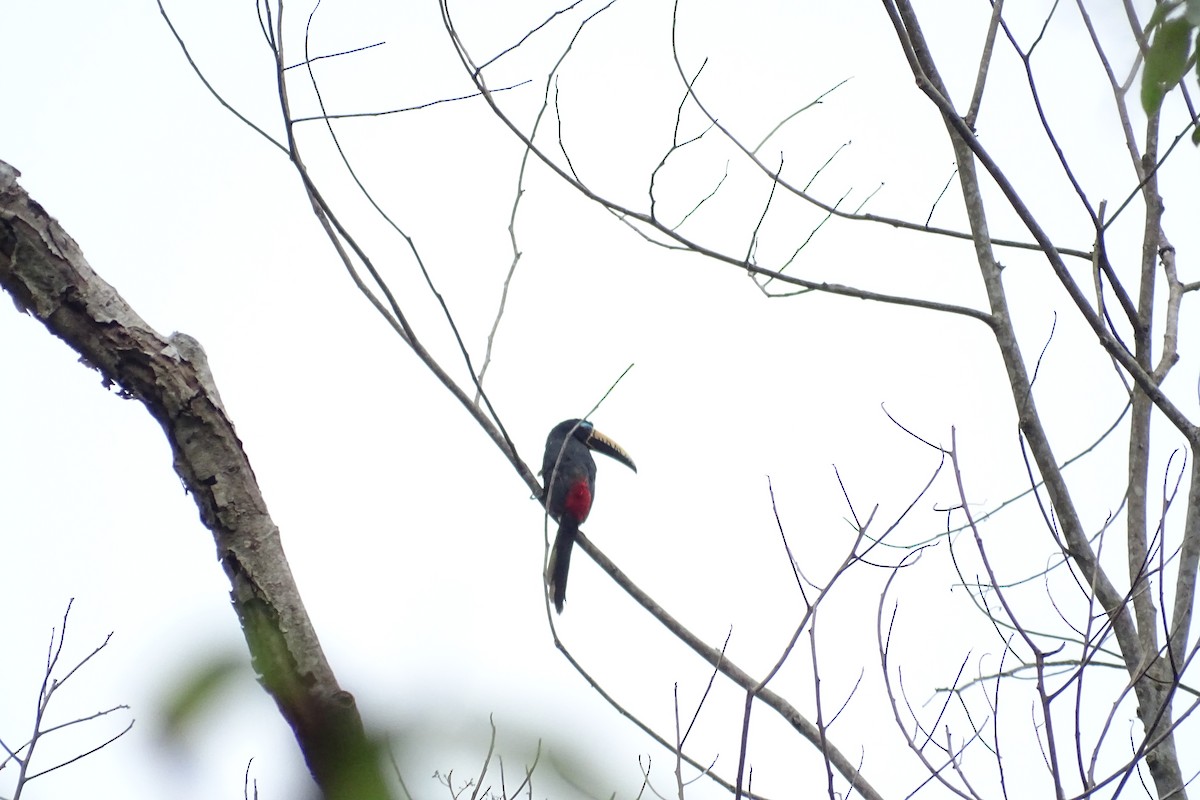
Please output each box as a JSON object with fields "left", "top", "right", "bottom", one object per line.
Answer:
{"left": 437, "top": 0, "right": 998, "bottom": 327}
{"left": 0, "top": 160, "right": 390, "bottom": 800}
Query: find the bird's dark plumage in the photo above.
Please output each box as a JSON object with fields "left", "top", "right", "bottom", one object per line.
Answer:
{"left": 542, "top": 419, "right": 635, "bottom": 613}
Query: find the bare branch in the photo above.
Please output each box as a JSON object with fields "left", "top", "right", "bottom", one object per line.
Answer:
{"left": 573, "top": 529, "right": 886, "bottom": 800}
{"left": 439, "top": 0, "right": 1001, "bottom": 326}
{"left": 965, "top": 0, "right": 1004, "bottom": 127}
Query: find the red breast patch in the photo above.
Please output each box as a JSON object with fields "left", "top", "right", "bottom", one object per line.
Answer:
{"left": 564, "top": 481, "right": 593, "bottom": 523}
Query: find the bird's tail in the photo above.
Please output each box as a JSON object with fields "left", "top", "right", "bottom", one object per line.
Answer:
{"left": 547, "top": 517, "right": 578, "bottom": 614}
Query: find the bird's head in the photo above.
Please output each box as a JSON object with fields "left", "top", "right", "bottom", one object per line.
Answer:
{"left": 547, "top": 418, "right": 637, "bottom": 473}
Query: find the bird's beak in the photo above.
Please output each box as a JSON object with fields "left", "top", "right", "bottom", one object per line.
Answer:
{"left": 586, "top": 428, "right": 637, "bottom": 473}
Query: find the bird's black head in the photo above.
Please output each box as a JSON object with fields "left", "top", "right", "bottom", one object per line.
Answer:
{"left": 545, "top": 419, "right": 637, "bottom": 473}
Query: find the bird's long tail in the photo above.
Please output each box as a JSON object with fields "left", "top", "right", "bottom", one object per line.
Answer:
{"left": 547, "top": 517, "right": 578, "bottom": 614}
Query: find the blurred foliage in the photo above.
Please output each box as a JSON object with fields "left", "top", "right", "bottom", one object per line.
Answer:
{"left": 1141, "top": 0, "right": 1200, "bottom": 141}
{"left": 157, "top": 653, "right": 244, "bottom": 742}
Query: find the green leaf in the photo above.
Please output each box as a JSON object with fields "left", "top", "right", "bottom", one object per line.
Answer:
{"left": 1145, "top": 1, "right": 1175, "bottom": 30}
{"left": 1142, "top": 17, "right": 1194, "bottom": 113}
{"left": 1187, "top": 0, "right": 1200, "bottom": 27}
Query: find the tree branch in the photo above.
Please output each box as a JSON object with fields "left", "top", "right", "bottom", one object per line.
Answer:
{"left": 0, "top": 159, "right": 390, "bottom": 800}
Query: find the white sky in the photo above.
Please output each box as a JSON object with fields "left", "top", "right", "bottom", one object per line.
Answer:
{"left": 3, "top": 1, "right": 1199, "bottom": 799}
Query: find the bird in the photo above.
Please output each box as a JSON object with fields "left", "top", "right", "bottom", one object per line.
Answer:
{"left": 541, "top": 419, "right": 637, "bottom": 613}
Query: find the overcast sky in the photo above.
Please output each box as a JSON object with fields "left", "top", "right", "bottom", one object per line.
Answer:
{"left": 4, "top": 1, "right": 1199, "bottom": 799}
